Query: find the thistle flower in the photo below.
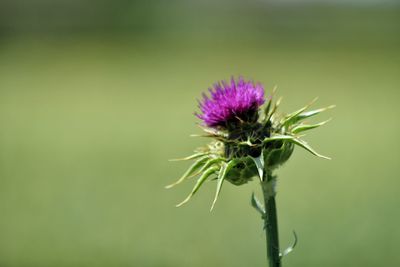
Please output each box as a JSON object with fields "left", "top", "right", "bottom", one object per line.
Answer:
{"left": 168, "top": 77, "right": 334, "bottom": 267}
{"left": 168, "top": 77, "right": 333, "bottom": 207}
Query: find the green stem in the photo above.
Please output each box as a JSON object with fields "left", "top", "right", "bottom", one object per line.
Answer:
{"left": 261, "top": 173, "right": 281, "bottom": 267}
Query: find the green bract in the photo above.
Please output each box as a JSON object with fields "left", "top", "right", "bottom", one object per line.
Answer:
{"left": 168, "top": 92, "right": 334, "bottom": 210}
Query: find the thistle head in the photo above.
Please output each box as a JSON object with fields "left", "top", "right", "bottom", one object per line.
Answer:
{"left": 168, "top": 77, "right": 334, "bottom": 210}
{"left": 196, "top": 77, "right": 265, "bottom": 129}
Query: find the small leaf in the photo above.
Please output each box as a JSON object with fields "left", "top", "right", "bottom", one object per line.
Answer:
{"left": 169, "top": 153, "right": 207, "bottom": 162}
{"left": 198, "top": 125, "right": 229, "bottom": 138}
{"left": 264, "top": 99, "right": 272, "bottom": 118}
{"left": 176, "top": 166, "right": 219, "bottom": 207}
{"left": 289, "top": 137, "right": 331, "bottom": 160}
{"left": 263, "top": 135, "right": 296, "bottom": 144}
{"left": 281, "top": 98, "right": 318, "bottom": 126}
{"left": 292, "top": 119, "right": 331, "bottom": 134}
{"left": 266, "top": 96, "right": 283, "bottom": 122}
{"left": 264, "top": 85, "right": 277, "bottom": 117}
{"left": 280, "top": 231, "right": 298, "bottom": 259}
{"left": 263, "top": 135, "right": 330, "bottom": 159}
{"left": 251, "top": 192, "right": 265, "bottom": 215}
{"left": 210, "top": 160, "right": 238, "bottom": 211}
{"left": 293, "top": 105, "right": 335, "bottom": 124}
{"left": 192, "top": 158, "right": 224, "bottom": 178}
{"left": 165, "top": 156, "right": 209, "bottom": 189}
{"left": 210, "top": 164, "right": 227, "bottom": 211}
{"left": 250, "top": 153, "right": 264, "bottom": 181}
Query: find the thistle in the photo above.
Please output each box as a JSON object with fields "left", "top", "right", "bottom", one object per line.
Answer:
{"left": 167, "top": 77, "right": 334, "bottom": 267}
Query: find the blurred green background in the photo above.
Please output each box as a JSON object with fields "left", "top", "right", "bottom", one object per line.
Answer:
{"left": 0, "top": 1, "right": 399, "bottom": 266}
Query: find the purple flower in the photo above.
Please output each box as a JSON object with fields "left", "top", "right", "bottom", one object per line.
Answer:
{"left": 197, "top": 77, "right": 265, "bottom": 128}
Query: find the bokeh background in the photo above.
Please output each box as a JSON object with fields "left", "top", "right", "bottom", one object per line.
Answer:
{"left": 0, "top": 1, "right": 399, "bottom": 266}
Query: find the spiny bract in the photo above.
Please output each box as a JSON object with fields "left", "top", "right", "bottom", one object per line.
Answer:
{"left": 168, "top": 77, "right": 334, "bottom": 210}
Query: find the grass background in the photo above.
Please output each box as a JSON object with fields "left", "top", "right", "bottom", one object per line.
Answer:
{"left": 0, "top": 3, "right": 399, "bottom": 267}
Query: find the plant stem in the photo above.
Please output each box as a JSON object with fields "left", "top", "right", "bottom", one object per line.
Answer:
{"left": 261, "top": 173, "right": 281, "bottom": 267}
